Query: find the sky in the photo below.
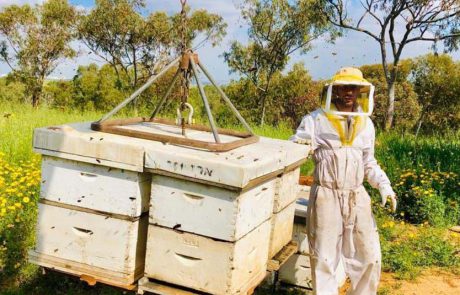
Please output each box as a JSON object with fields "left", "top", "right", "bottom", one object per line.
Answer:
{"left": 0, "top": 0, "right": 459, "bottom": 83}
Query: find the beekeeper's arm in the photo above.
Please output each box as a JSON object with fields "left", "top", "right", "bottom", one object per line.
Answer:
{"left": 363, "top": 120, "right": 397, "bottom": 212}
{"left": 289, "top": 115, "right": 314, "bottom": 145}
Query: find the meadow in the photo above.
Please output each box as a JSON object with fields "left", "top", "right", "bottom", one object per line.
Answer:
{"left": 0, "top": 102, "right": 459, "bottom": 294}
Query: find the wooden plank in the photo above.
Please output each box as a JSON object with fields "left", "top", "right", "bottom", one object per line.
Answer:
{"left": 34, "top": 148, "right": 143, "bottom": 172}
{"left": 38, "top": 199, "right": 147, "bottom": 222}
{"left": 91, "top": 118, "right": 259, "bottom": 152}
{"left": 267, "top": 241, "right": 298, "bottom": 272}
{"left": 137, "top": 277, "right": 206, "bottom": 295}
{"left": 29, "top": 250, "right": 142, "bottom": 289}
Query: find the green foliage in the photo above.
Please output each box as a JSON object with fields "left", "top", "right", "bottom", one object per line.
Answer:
{"left": 224, "top": 0, "right": 333, "bottom": 125}
{"left": 225, "top": 63, "right": 321, "bottom": 127}
{"left": 0, "top": 77, "right": 26, "bottom": 104}
{"left": 78, "top": 0, "right": 226, "bottom": 89}
{"left": 361, "top": 62, "right": 421, "bottom": 131}
{"left": 0, "top": 0, "right": 77, "bottom": 107}
{"left": 377, "top": 216, "right": 460, "bottom": 279}
{"left": 411, "top": 54, "right": 460, "bottom": 133}
{"left": 394, "top": 169, "right": 459, "bottom": 226}
{"left": 370, "top": 132, "right": 460, "bottom": 226}
{"left": 71, "top": 63, "right": 130, "bottom": 111}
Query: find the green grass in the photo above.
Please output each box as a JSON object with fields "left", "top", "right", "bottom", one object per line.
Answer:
{"left": 0, "top": 102, "right": 103, "bottom": 163}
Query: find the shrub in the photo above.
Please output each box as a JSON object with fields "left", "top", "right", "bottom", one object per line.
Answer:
{"left": 378, "top": 217, "right": 460, "bottom": 279}
{"left": 394, "top": 169, "right": 459, "bottom": 226}
{"left": 0, "top": 154, "right": 41, "bottom": 287}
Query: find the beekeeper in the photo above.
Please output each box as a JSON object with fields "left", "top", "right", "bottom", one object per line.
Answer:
{"left": 291, "top": 67, "right": 397, "bottom": 295}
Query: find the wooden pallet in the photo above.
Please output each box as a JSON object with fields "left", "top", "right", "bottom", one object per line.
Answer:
{"left": 28, "top": 250, "right": 142, "bottom": 290}
{"left": 267, "top": 240, "right": 298, "bottom": 272}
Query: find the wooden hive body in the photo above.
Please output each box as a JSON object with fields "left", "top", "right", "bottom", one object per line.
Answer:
{"left": 145, "top": 220, "right": 270, "bottom": 295}
{"left": 40, "top": 156, "right": 151, "bottom": 217}
{"left": 150, "top": 175, "right": 275, "bottom": 242}
{"left": 268, "top": 201, "right": 296, "bottom": 259}
{"left": 32, "top": 203, "right": 148, "bottom": 282}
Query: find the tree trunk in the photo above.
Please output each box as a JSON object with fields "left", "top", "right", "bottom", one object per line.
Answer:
{"left": 384, "top": 80, "right": 396, "bottom": 130}
{"left": 31, "top": 78, "right": 44, "bottom": 108}
{"left": 32, "top": 91, "right": 40, "bottom": 108}
{"left": 260, "top": 95, "right": 267, "bottom": 126}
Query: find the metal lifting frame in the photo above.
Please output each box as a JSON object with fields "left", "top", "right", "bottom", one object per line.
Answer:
{"left": 91, "top": 51, "right": 258, "bottom": 152}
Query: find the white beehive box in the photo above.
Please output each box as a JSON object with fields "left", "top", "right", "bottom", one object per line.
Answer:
{"left": 268, "top": 201, "right": 296, "bottom": 258}
{"left": 40, "top": 156, "right": 151, "bottom": 217}
{"left": 292, "top": 222, "right": 310, "bottom": 255}
{"left": 32, "top": 202, "right": 148, "bottom": 284}
{"left": 150, "top": 175, "right": 275, "bottom": 241}
{"left": 144, "top": 220, "right": 270, "bottom": 295}
{"left": 273, "top": 168, "right": 300, "bottom": 213}
{"left": 33, "top": 122, "right": 309, "bottom": 188}
{"left": 32, "top": 122, "right": 311, "bottom": 292}
{"left": 279, "top": 254, "right": 312, "bottom": 289}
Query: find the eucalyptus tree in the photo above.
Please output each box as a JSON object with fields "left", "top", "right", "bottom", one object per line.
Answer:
{"left": 320, "top": 0, "right": 460, "bottom": 129}
{"left": 78, "top": 0, "right": 227, "bottom": 90}
{"left": 224, "top": 0, "right": 334, "bottom": 125}
{"left": 0, "top": 0, "right": 77, "bottom": 107}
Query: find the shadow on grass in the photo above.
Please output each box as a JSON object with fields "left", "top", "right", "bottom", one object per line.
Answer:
{"left": 1, "top": 267, "right": 134, "bottom": 295}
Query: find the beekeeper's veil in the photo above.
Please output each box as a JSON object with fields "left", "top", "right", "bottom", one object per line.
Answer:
{"left": 321, "top": 67, "right": 374, "bottom": 116}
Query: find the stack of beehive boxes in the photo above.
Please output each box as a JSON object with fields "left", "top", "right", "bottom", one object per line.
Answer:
{"left": 30, "top": 156, "right": 151, "bottom": 287}
{"left": 268, "top": 168, "right": 300, "bottom": 258}
{"left": 30, "top": 122, "right": 310, "bottom": 293}
{"left": 279, "top": 186, "right": 347, "bottom": 290}
{"left": 145, "top": 175, "right": 275, "bottom": 294}
{"left": 279, "top": 192, "right": 312, "bottom": 289}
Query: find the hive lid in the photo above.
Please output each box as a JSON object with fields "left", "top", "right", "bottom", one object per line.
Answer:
{"left": 34, "top": 122, "right": 310, "bottom": 188}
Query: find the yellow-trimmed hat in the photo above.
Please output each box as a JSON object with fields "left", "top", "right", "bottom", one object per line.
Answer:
{"left": 331, "top": 67, "right": 371, "bottom": 85}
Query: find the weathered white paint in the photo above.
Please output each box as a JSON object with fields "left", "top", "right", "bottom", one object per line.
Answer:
{"left": 34, "top": 203, "right": 148, "bottom": 275}
{"left": 144, "top": 139, "right": 287, "bottom": 189}
{"left": 273, "top": 169, "right": 300, "bottom": 213}
{"left": 28, "top": 250, "right": 143, "bottom": 287}
{"left": 268, "top": 202, "right": 296, "bottom": 258}
{"left": 279, "top": 254, "right": 347, "bottom": 289}
{"left": 150, "top": 175, "right": 275, "bottom": 241}
{"left": 33, "top": 124, "right": 145, "bottom": 172}
{"left": 292, "top": 222, "right": 310, "bottom": 255}
{"left": 40, "top": 156, "right": 151, "bottom": 217}
{"left": 279, "top": 254, "right": 312, "bottom": 289}
{"left": 258, "top": 137, "right": 310, "bottom": 167}
{"left": 144, "top": 220, "right": 270, "bottom": 295}
{"left": 34, "top": 148, "right": 142, "bottom": 172}
{"left": 34, "top": 122, "right": 310, "bottom": 188}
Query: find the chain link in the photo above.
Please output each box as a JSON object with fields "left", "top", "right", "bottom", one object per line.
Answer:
{"left": 179, "top": 0, "right": 189, "bottom": 135}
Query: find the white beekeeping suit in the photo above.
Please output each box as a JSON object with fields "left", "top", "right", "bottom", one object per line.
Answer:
{"left": 291, "top": 67, "right": 396, "bottom": 295}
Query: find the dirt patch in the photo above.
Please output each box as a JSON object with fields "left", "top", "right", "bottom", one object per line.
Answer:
{"left": 339, "top": 269, "right": 460, "bottom": 295}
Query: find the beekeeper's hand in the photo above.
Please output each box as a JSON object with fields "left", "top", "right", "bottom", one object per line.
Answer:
{"left": 381, "top": 194, "right": 397, "bottom": 212}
